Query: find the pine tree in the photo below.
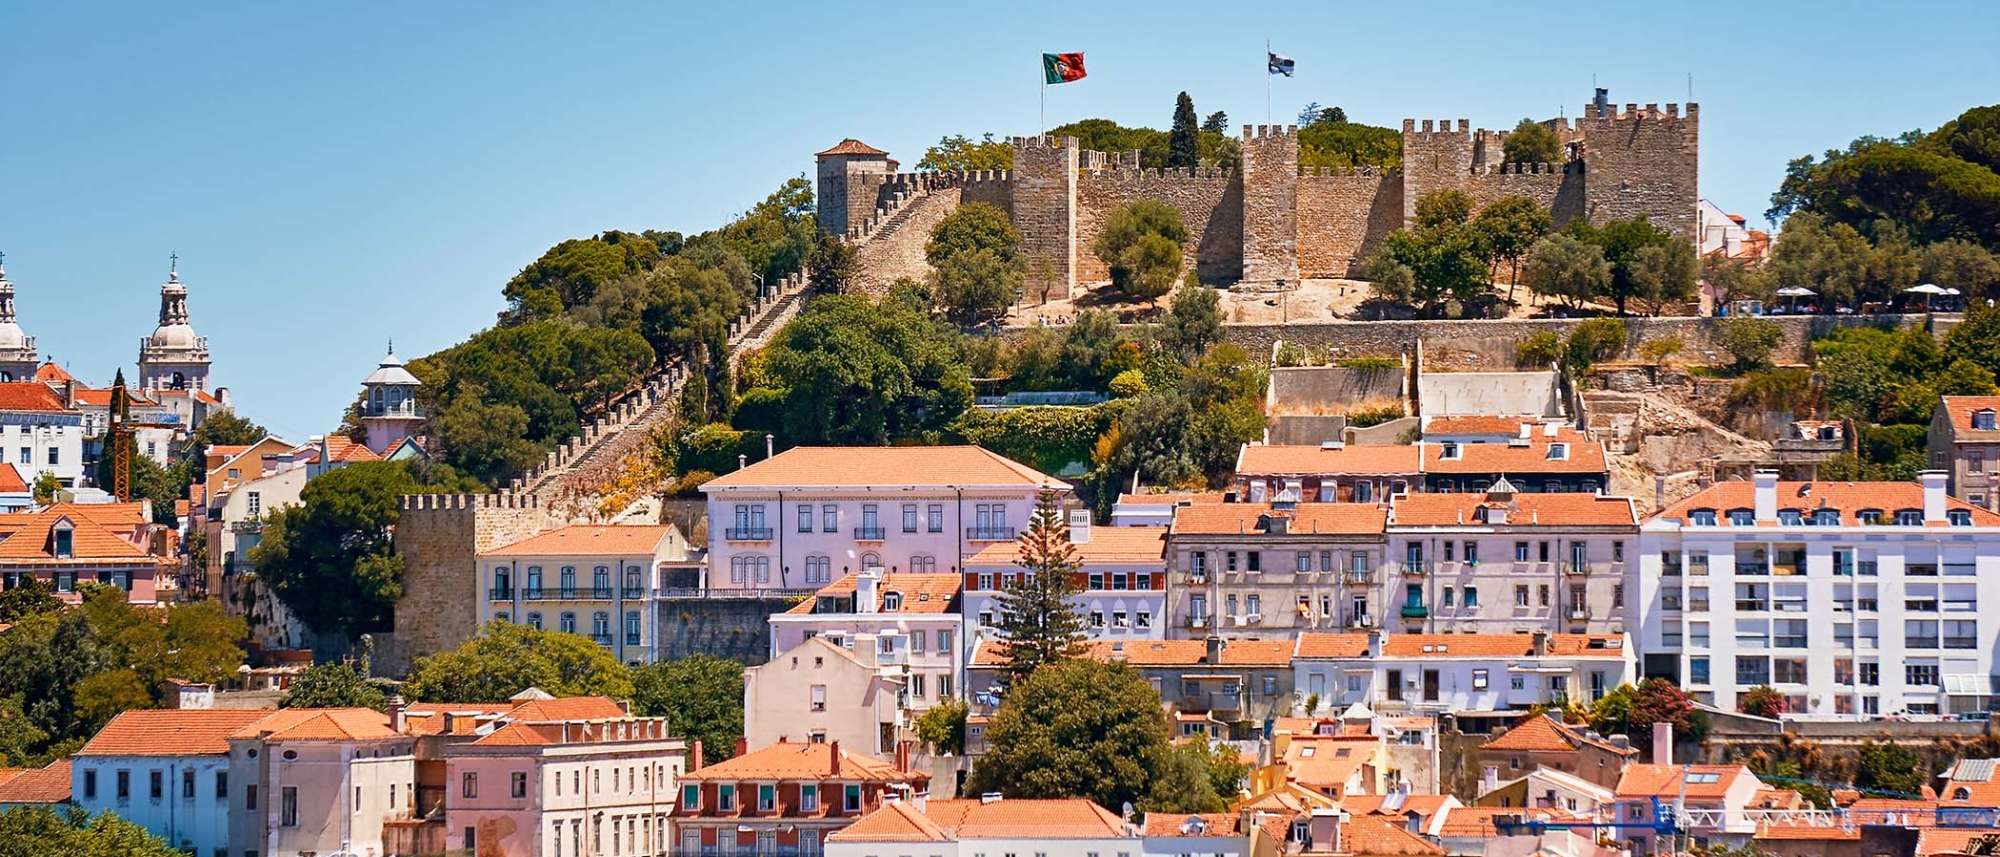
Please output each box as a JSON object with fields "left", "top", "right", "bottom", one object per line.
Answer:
{"left": 1168, "top": 92, "right": 1200, "bottom": 170}
{"left": 1201, "top": 111, "right": 1229, "bottom": 136}
{"left": 994, "top": 489, "right": 1088, "bottom": 686}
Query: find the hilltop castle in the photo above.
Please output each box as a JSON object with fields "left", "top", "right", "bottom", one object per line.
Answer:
{"left": 817, "top": 94, "right": 1698, "bottom": 297}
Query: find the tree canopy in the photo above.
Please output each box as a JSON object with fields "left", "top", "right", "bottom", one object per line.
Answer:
{"left": 403, "top": 620, "right": 634, "bottom": 703}
{"left": 927, "top": 203, "right": 1023, "bottom": 326}
{"left": 1094, "top": 199, "right": 1190, "bottom": 301}
{"left": 758, "top": 288, "right": 973, "bottom": 445}
{"left": 281, "top": 661, "right": 387, "bottom": 710}
{"left": 633, "top": 654, "right": 743, "bottom": 766}
{"left": 1503, "top": 118, "right": 1562, "bottom": 166}
{"left": 918, "top": 133, "right": 1013, "bottom": 172}
{"left": 0, "top": 806, "right": 183, "bottom": 857}
{"left": 992, "top": 490, "right": 1089, "bottom": 685}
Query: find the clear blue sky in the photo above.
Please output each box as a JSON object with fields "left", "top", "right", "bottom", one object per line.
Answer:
{"left": 4, "top": 1, "right": 1996, "bottom": 440}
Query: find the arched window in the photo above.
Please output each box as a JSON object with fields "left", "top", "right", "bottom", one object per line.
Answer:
{"left": 755, "top": 557, "right": 771, "bottom": 584}
{"left": 624, "top": 566, "right": 643, "bottom": 595}
{"left": 593, "top": 566, "right": 611, "bottom": 597}
{"left": 525, "top": 566, "right": 543, "bottom": 598}
{"left": 493, "top": 612, "right": 509, "bottom": 623}
{"left": 170, "top": 371, "right": 186, "bottom": 390}
{"left": 559, "top": 566, "right": 577, "bottom": 598}
{"left": 625, "top": 611, "right": 641, "bottom": 645}
{"left": 591, "top": 612, "right": 611, "bottom": 643}
{"left": 861, "top": 552, "right": 881, "bottom": 569}
{"left": 1955, "top": 787, "right": 1974, "bottom": 800}
{"left": 560, "top": 612, "right": 577, "bottom": 634}
{"left": 526, "top": 612, "right": 543, "bottom": 630}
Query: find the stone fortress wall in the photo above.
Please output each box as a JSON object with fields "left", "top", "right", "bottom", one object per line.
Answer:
{"left": 820, "top": 97, "right": 1699, "bottom": 298}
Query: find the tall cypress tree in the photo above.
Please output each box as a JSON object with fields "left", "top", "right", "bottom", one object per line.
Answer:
{"left": 994, "top": 488, "right": 1088, "bottom": 686}
{"left": 1168, "top": 91, "right": 1200, "bottom": 169}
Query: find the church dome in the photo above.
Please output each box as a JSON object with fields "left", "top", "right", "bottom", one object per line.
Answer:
{"left": 0, "top": 321, "right": 28, "bottom": 352}
{"left": 149, "top": 322, "right": 200, "bottom": 349}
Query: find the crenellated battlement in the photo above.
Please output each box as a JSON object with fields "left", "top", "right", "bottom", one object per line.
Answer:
{"left": 398, "top": 491, "right": 541, "bottom": 512}
{"left": 1402, "top": 118, "right": 1472, "bottom": 141}
{"left": 1085, "top": 165, "right": 1234, "bottom": 181}
{"left": 1297, "top": 165, "right": 1402, "bottom": 179}
{"left": 1011, "top": 134, "right": 1080, "bottom": 150}
{"left": 1241, "top": 124, "right": 1299, "bottom": 140}
{"left": 1585, "top": 102, "right": 1697, "bottom": 123}
{"left": 1470, "top": 161, "right": 1578, "bottom": 176}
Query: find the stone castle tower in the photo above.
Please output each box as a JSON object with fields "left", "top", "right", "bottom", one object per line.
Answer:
{"left": 377, "top": 492, "right": 553, "bottom": 675}
{"left": 818, "top": 95, "right": 1699, "bottom": 298}
{"left": 0, "top": 258, "right": 40, "bottom": 382}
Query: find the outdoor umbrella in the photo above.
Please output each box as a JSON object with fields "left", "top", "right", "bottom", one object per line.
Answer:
{"left": 1774, "top": 285, "right": 1814, "bottom": 312}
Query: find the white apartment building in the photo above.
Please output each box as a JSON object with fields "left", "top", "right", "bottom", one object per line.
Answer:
{"left": 226, "top": 708, "right": 418, "bottom": 857}
{"left": 1292, "top": 631, "right": 1635, "bottom": 729}
{"left": 770, "top": 568, "right": 964, "bottom": 717}
{"left": 745, "top": 636, "right": 910, "bottom": 756}
{"left": 480, "top": 524, "right": 696, "bottom": 665}
{"left": 698, "top": 445, "right": 1064, "bottom": 592}
{"left": 1386, "top": 485, "right": 1639, "bottom": 636}
{"left": 73, "top": 709, "right": 273, "bottom": 854}
{"left": 1165, "top": 501, "right": 1388, "bottom": 640}
{"left": 962, "top": 513, "right": 1167, "bottom": 662}
{"left": 0, "top": 382, "right": 85, "bottom": 488}
{"left": 1638, "top": 472, "right": 2000, "bottom": 718}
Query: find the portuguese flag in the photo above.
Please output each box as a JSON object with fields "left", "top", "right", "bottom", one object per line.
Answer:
{"left": 1043, "top": 52, "right": 1086, "bottom": 85}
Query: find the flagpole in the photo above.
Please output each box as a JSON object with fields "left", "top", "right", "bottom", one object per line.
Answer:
{"left": 1266, "top": 39, "right": 1272, "bottom": 126}
{"left": 1040, "top": 55, "right": 1047, "bottom": 136}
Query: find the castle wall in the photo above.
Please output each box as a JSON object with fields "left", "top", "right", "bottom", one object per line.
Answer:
{"left": 378, "top": 493, "right": 553, "bottom": 676}
{"left": 1241, "top": 126, "right": 1300, "bottom": 283}
{"left": 1297, "top": 168, "right": 1403, "bottom": 278}
{"left": 1462, "top": 162, "right": 1568, "bottom": 213}
{"left": 1400, "top": 119, "right": 1474, "bottom": 225}
{"left": 654, "top": 596, "right": 801, "bottom": 665}
{"left": 1076, "top": 166, "right": 1241, "bottom": 285}
{"left": 851, "top": 188, "right": 962, "bottom": 294}
{"left": 1581, "top": 103, "right": 1699, "bottom": 241}
{"left": 1012, "top": 136, "right": 1081, "bottom": 301}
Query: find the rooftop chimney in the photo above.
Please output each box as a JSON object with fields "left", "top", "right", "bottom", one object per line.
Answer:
{"left": 895, "top": 739, "right": 911, "bottom": 772}
{"left": 1067, "top": 508, "right": 1092, "bottom": 544}
{"left": 691, "top": 739, "right": 704, "bottom": 772}
{"left": 738, "top": 454, "right": 748, "bottom": 471}
{"left": 1367, "top": 629, "right": 1385, "bottom": 659}
{"left": 1531, "top": 629, "right": 1549, "bottom": 657}
{"left": 856, "top": 566, "right": 882, "bottom": 614}
{"left": 1753, "top": 470, "right": 1779, "bottom": 522}
{"left": 1206, "top": 636, "right": 1223, "bottom": 665}
{"left": 766, "top": 434, "right": 775, "bottom": 459}
{"left": 735, "top": 736, "right": 749, "bottom": 757}
{"left": 1652, "top": 721, "right": 1672, "bottom": 765}
{"left": 830, "top": 740, "right": 842, "bottom": 778}
{"left": 386, "top": 694, "right": 406, "bottom": 734}
{"left": 1921, "top": 470, "right": 1949, "bottom": 523}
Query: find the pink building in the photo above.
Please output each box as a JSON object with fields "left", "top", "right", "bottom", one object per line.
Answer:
{"left": 770, "top": 569, "right": 964, "bottom": 717}
{"left": 698, "top": 446, "right": 1064, "bottom": 592}
{"left": 962, "top": 513, "right": 1167, "bottom": 664}
{"left": 0, "top": 502, "right": 167, "bottom": 604}
{"left": 443, "top": 715, "right": 685, "bottom": 857}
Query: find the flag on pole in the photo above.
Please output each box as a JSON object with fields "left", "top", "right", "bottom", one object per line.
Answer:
{"left": 1043, "top": 52, "right": 1087, "bottom": 85}
{"left": 1268, "top": 51, "right": 1295, "bottom": 77}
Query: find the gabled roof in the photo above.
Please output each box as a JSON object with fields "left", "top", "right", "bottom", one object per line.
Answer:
{"left": 1170, "top": 502, "right": 1387, "bottom": 537}
{"left": 0, "top": 505, "right": 152, "bottom": 560}
{"left": 1389, "top": 492, "right": 1636, "bottom": 527}
{"left": 701, "top": 446, "right": 1061, "bottom": 490}
{"left": 1424, "top": 416, "right": 1545, "bottom": 436}
{"left": 1339, "top": 793, "right": 1457, "bottom": 819}
{"left": 816, "top": 138, "right": 889, "bottom": 157}
{"left": 0, "top": 382, "right": 74, "bottom": 414}
{"left": 32, "top": 363, "right": 73, "bottom": 383}
{"left": 970, "top": 638, "right": 1293, "bottom": 668}
{"left": 1236, "top": 444, "right": 1423, "bottom": 477}
{"left": 1916, "top": 828, "right": 2000, "bottom": 857}
{"left": 324, "top": 435, "right": 381, "bottom": 463}
{"left": 1423, "top": 430, "right": 1606, "bottom": 475}
{"left": 1435, "top": 806, "right": 1571, "bottom": 837}
{"left": 482, "top": 525, "right": 678, "bottom": 558}
{"left": 0, "top": 464, "right": 27, "bottom": 495}
{"left": 963, "top": 526, "right": 1166, "bottom": 565}
{"left": 1341, "top": 815, "right": 1448, "bottom": 856}
{"left": 1654, "top": 480, "right": 2000, "bottom": 528}
{"left": 788, "top": 573, "right": 962, "bottom": 615}
{"left": 1282, "top": 734, "right": 1375, "bottom": 789}
{"left": 1615, "top": 764, "right": 1754, "bottom": 799}
{"left": 79, "top": 710, "right": 278, "bottom": 756}
{"left": 678, "top": 739, "right": 923, "bottom": 783}
{"left": 1480, "top": 714, "right": 1636, "bottom": 757}
{"left": 828, "top": 799, "right": 951, "bottom": 842}
{"left": 920, "top": 798, "right": 1128, "bottom": 839}
{"left": 1941, "top": 396, "right": 2000, "bottom": 436}
{"left": 228, "top": 708, "right": 400, "bottom": 742}
{"left": 0, "top": 759, "right": 70, "bottom": 804}
{"left": 1143, "top": 812, "right": 1241, "bottom": 838}
{"left": 504, "top": 696, "right": 628, "bottom": 723}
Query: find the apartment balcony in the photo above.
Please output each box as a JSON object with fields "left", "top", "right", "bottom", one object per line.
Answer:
{"left": 853, "top": 527, "right": 886, "bottom": 541}
{"left": 229, "top": 519, "right": 265, "bottom": 534}
{"left": 1348, "top": 615, "right": 1374, "bottom": 629}
{"left": 1562, "top": 562, "right": 1590, "bottom": 576}
{"left": 591, "top": 633, "right": 613, "bottom": 646}
{"left": 1344, "top": 569, "right": 1377, "bottom": 585}
{"left": 1205, "top": 691, "right": 1245, "bottom": 714}
{"left": 1402, "top": 561, "right": 1433, "bottom": 577}
{"left": 625, "top": 633, "right": 643, "bottom": 646}
{"left": 1400, "top": 604, "right": 1428, "bottom": 618}
{"left": 1736, "top": 562, "right": 1770, "bottom": 576}
{"left": 1775, "top": 635, "right": 1808, "bottom": 648}
{"left": 488, "top": 587, "right": 514, "bottom": 601}
{"left": 1688, "top": 599, "right": 1711, "bottom": 612}
{"left": 1946, "top": 636, "right": 1979, "bottom": 649}
{"left": 1566, "top": 607, "right": 1590, "bottom": 620}
{"left": 1184, "top": 615, "right": 1211, "bottom": 629}
{"left": 966, "top": 527, "right": 1018, "bottom": 541}
{"left": 1910, "top": 636, "right": 1941, "bottom": 649}
{"left": 725, "top": 527, "right": 773, "bottom": 541}
{"left": 523, "top": 587, "right": 546, "bottom": 601}
{"left": 1735, "top": 599, "right": 1769, "bottom": 612}
{"left": 621, "top": 586, "right": 646, "bottom": 600}
{"left": 1662, "top": 562, "right": 1683, "bottom": 577}
{"left": 1662, "top": 596, "right": 1684, "bottom": 612}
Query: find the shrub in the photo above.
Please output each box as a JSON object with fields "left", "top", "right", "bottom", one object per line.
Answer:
{"left": 1517, "top": 331, "right": 1563, "bottom": 368}
{"left": 1346, "top": 403, "right": 1404, "bottom": 428}
{"left": 1109, "top": 369, "right": 1149, "bottom": 398}
{"left": 1092, "top": 199, "right": 1189, "bottom": 301}
{"left": 1335, "top": 356, "right": 1399, "bottom": 370}
{"left": 1638, "top": 336, "right": 1685, "bottom": 366}
{"left": 1274, "top": 342, "right": 1314, "bottom": 367}
{"left": 1714, "top": 316, "right": 1785, "bottom": 372}
{"left": 1564, "top": 318, "right": 1628, "bottom": 374}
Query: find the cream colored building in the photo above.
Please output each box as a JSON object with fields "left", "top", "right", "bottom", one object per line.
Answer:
{"left": 480, "top": 524, "right": 697, "bottom": 665}
{"left": 225, "top": 708, "right": 417, "bottom": 857}
{"left": 745, "top": 635, "right": 909, "bottom": 755}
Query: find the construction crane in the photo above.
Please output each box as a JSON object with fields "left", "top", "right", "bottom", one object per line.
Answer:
{"left": 107, "top": 371, "right": 133, "bottom": 501}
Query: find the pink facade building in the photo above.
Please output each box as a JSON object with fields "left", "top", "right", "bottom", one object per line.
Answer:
{"left": 698, "top": 446, "right": 1063, "bottom": 592}
{"left": 443, "top": 715, "right": 685, "bottom": 857}
{"left": 961, "top": 513, "right": 1168, "bottom": 665}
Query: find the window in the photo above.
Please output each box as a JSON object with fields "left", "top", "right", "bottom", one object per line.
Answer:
{"left": 911, "top": 630, "right": 926, "bottom": 654}
{"left": 903, "top": 504, "right": 919, "bottom": 533}
{"left": 462, "top": 772, "right": 478, "bottom": 799}
{"left": 1514, "top": 541, "right": 1530, "bottom": 562}
{"left": 1547, "top": 442, "right": 1568, "bottom": 460}
{"left": 83, "top": 770, "right": 96, "bottom": 800}
{"left": 1441, "top": 442, "right": 1460, "bottom": 460}
{"left": 1897, "top": 510, "right": 1924, "bottom": 526}
{"left": 150, "top": 770, "right": 162, "bottom": 800}
{"left": 1538, "top": 585, "right": 1550, "bottom": 607}
{"left": 802, "top": 785, "right": 820, "bottom": 812}
{"left": 1515, "top": 585, "right": 1530, "bottom": 607}
{"left": 1297, "top": 551, "right": 1312, "bottom": 572}
{"left": 719, "top": 784, "right": 737, "bottom": 811}
{"left": 911, "top": 673, "right": 927, "bottom": 698}
{"left": 682, "top": 785, "right": 700, "bottom": 809}
{"left": 1442, "top": 587, "right": 1455, "bottom": 608}
{"left": 928, "top": 504, "right": 944, "bottom": 533}
{"left": 592, "top": 612, "right": 610, "bottom": 642}
{"left": 1690, "top": 509, "right": 1717, "bottom": 526}
{"left": 1909, "top": 663, "right": 1941, "bottom": 686}
{"left": 844, "top": 784, "right": 862, "bottom": 812}
{"left": 759, "top": 784, "right": 777, "bottom": 812}
{"left": 1464, "top": 586, "right": 1478, "bottom": 607}
{"left": 247, "top": 784, "right": 257, "bottom": 810}
{"left": 1949, "top": 509, "right": 1973, "bottom": 526}
{"left": 1978, "top": 410, "right": 1998, "bottom": 431}
{"left": 938, "top": 628, "right": 951, "bottom": 652}
{"left": 823, "top": 506, "right": 838, "bottom": 532}
{"left": 526, "top": 611, "right": 543, "bottom": 630}
{"left": 1729, "top": 509, "right": 1755, "bottom": 526}
{"left": 1613, "top": 584, "right": 1625, "bottom": 608}
{"left": 53, "top": 526, "right": 72, "bottom": 559}
{"left": 512, "top": 772, "right": 528, "bottom": 798}
{"left": 939, "top": 673, "right": 953, "bottom": 697}
{"left": 1473, "top": 669, "right": 1489, "bottom": 689}
{"left": 282, "top": 786, "right": 299, "bottom": 827}
{"left": 560, "top": 566, "right": 577, "bottom": 596}
{"left": 1690, "top": 657, "right": 1710, "bottom": 684}
{"left": 799, "top": 505, "right": 813, "bottom": 533}
{"left": 882, "top": 592, "right": 902, "bottom": 611}
{"left": 626, "top": 611, "right": 642, "bottom": 645}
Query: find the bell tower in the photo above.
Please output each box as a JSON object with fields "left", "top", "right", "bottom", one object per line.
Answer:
{"left": 359, "top": 342, "right": 424, "bottom": 455}
{"left": 0, "top": 254, "right": 40, "bottom": 381}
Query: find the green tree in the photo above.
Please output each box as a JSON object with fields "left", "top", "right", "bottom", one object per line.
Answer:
{"left": 808, "top": 233, "right": 859, "bottom": 294}
{"left": 433, "top": 393, "right": 546, "bottom": 485}
{"left": 281, "top": 662, "right": 387, "bottom": 710}
{"left": 764, "top": 291, "right": 973, "bottom": 445}
{"left": 914, "top": 696, "right": 968, "bottom": 756}
{"left": 1093, "top": 199, "right": 1189, "bottom": 302}
{"left": 1563, "top": 217, "right": 1679, "bottom": 315}
{"left": 1414, "top": 189, "right": 1473, "bottom": 228}
{"left": 248, "top": 461, "right": 435, "bottom": 639}
{"left": 1946, "top": 300, "right": 2000, "bottom": 379}
{"left": 403, "top": 620, "right": 634, "bottom": 703}
{"left": 1627, "top": 677, "right": 1709, "bottom": 744}
{"left": 1920, "top": 239, "right": 2000, "bottom": 296}
{"left": 1374, "top": 223, "right": 1490, "bottom": 316}
{"left": 927, "top": 203, "right": 1024, "bottom": 326}
{"left": 1160, "top": 277, "right": 1223, "bottom": 361}
{"left": 1564, "top": 318, "right": 1628, "bottom": 375}
{"left": 0, "top": 576, "right": 60, "bottom": 624}
{"left": 0, "top": 606, "right": 123, "bottom": 759}
{"left": 1298, "top": 117, "right": 1401, "bottom": 171}
{"left": 1854, "top": 740, "right": 1927, "bottom": 797}
{"left": 29, "top": 471, "right": 59, "bottom": 505}
{"left": 1359, "top": 250, "right": 1416, "bottom": 305}
{"left": 1587, "top": 684, "right": 1636, "bottom": 738}
{"left": 1517, "top": 331, "right": 1563, "bottom": 368}
{"left": 1713, "top": 316, "right": 1786, "bottom": 372}
{"left": 632, "top": 654, "right": 743, "bottom": 767}
{"left": 1474, "top": 195, "right": 1554, "bottom": 294}
{"left": 1201, "top": 111, "right": 1229, "bottom": 136}
{"left": 993, "top": 490, "right": 1089, "bottom": 686}
{"left": 964, "top": 658, "right": 1181, "bottom": 812}
{"left": 1502, "top": 118, "right": 1562, "bottom": 166}
{"left": 1047, "top": 120, "right": 1170, "bottom": 167}
{"left": 501, "top": 231, "right": 666, "bottom": 322}
{"left": 1639, "top": 336, "right": 1685, "bottom": 368}
{"left": 72, "top": 669, "right": 150, "bottom": 730}
{"left": 1702, "top": 253, "right": 1774, "bottom": 307}
{"left": 917, "top": 133, "right": 1013, "bottom": 172}
{"left": 0, "top": 805, "right": 184, "bottom": 857}
{"left": 0, "top": 694, "right": 49, "bottom": 768}
{"left": 1168, "top": 92, "right": 1200, "bottom": 170}
{"left": 83, "top": 589, "right": 247, "bottom": 691}
{"left": 1523, "top": 234, "right": 1611, "bottom": 309}
{"left": 1628, "top": 243, "right": 1699, "bottom": 315}
{"left": 1738, "top": 684, "right": 1786, "bottom": 718}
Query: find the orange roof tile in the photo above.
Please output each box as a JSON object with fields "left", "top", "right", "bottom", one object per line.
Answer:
{"left": 828, "top": 800, "right": 950, "bottom": 842}
{"left": 680, "top": 740, "right": 922, "bottom": 783}
{"left": 1423, "top": 431, "right": 1605, "bottom": 475}
{"left": 0, "top": 506, "right": 152, "bottom": 560}
{"left": 816, "top": 139, "right": 890, "bottom": 157}
{"left": 469, "top": 722, "right": 562, "bottom": 747}
{"left": 0, "top": 759, "right": 70, "bottom": 804}
{"left": 80, "top": 710, "right": 277, "bottom": 756}
{"left": 1116, "top": 490, "right": 1226, "bottom": 507}
{"left": 1436, "top": 806, "right": 1570, "bottom": 837}
{"left": 1941, "top": 397, "right": 2000, "bottom": 437}
{"left": 1170, "top": 502, "right": 1387, "bottom": 537}
{"left": 1756, "top": 823, "right": 1859, "bottom": 841}
{"left": 324, "top": 435, "right": 381, "bottom": 463}
{"left": 482, "top": 525, "right": 677, "bottom": 558}
{"left": 228, "top": 708, "right": 400, "bottom": 742}
{"left": 33, "top": 363, "right": 72, "bottom": 383}
{"left": 0, "top": 465, "right": 27, "bottom": 494}
{"left": 971, "top": 638, "right": 1293, "bottom": 668}
{"left": 1143, "top": 813, "right": 1242, "bottom": 837}
{"left": 1425, "top": 417, "right": 1541, "bottom": 436}
{"left": 789, "top": 573, "right": 962, "bottom": 615}
{"left": 505, "top": 696, "right": 629, "bottom": 722}
{"left": 1237, "top": 444, "right": 1423, "bottom": 477}
{"left": 0, "top": 382, "right": 74, "bottom": 413}
{"left": 1339, "top": 793, "right": 1456, "bottom": 819}
{"left": 964, "top": 526, "right": 1166, "bottom": 566}
{"left": 1615, "top": 764, "right": 1753, "bottom": 799}
{"left": 702, "top": 446, "right": 1061, "bottom": 490}
{"left": 1341, "top": 816, "right": 1448, "bottom": 856}
{"left": 1389, "top": 492, "right": 1636, "bottom": 527}
{"left": 1654, "top": 480, "right": 2000, "bottom": 528}
{"left": 1283, "top": 735, "right": 1375, "bottom": 790}
{"left": 1294, "top": 634, "right": 1371, "bottom": 659}
{"left": 1918, "top": 828, "right": 2000, "bottom": 857}
{"left": 918, "top": 798, "right": 1128, "bottom": 839}
{"left": 1480, "top": 715, "right": 1636, "bottom": 757}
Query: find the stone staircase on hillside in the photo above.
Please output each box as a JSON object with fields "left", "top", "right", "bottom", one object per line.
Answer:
{"left": 850, "top": 186, "right": 962, "bottom": 293}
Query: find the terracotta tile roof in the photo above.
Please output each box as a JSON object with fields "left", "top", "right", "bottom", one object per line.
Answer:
{"left": 33, "top": 363, "right": 72, "bottom": 383}
{"left": 679, "top": 740, "right": 921, "bottom": 783}
{"left": 1143, "top": 812, "right": 1241, "bottom": 837}
{"left": 1293, "top": 633, "right": 1625, "bottom": 659}
{"left": 1282, "top": 735, "right": 1376, "bottom": 789}
{"left": 1116, "top": 491, "right": 1225, "bottom": 507}
{"left": 1170, "top": 502, "right": 1387, "bottom": 537}
{"left": 0, "top": 506, "right": 152, "bottom": 560}
{"left": 1848, "top": 798, "right": 1946, "bottom": 819}
{"left": 816, "top": 138, "right": 890, "bottom": 157}
{"left": 1294, "top": 634, "right": 1371, "bottom": 659}
{"left": 702, "top": 446, "right": 1061, "bottom": 490}
{"left": 228, "top": 708, "right": 400, "bottom": 742}
{"left": 828, "top": 800, "right": 950, "bottom": 842}
{"left": 789, "top": 573, "right": 962, "bottom": 615}
{"left": 971, "top": 638, "right": 1293, "bottom": 668}
{"left": 481, "top": 525, "right": 676, "bottom": 558}
{"left": 0, "top": 759, "right": 70, "bottom": 804}
{"left": 400, "top": 704, "right": 512, "bottom": 736}
{"left": 1757, "top": 823, "right": 1860, "bottom": 841}
{"left": 324, "top": 436, "right": 381, "bottom": 463}
{"left": 1256, "top": 811, "right": 1294, "bottom": 844}
{"left": 1615, "top": 764, "right": 1753, "bottom": 799}
{"left": 504, "top": 696, "right": 629, "bottom": 722}
{"left": 1424, "top": 416, "right": 1542, "bottom": 436}
{"left": 1339, "top": 793, "right": 1456, "bottom": 819}
{"left": 80, "top": 710, "right": 277, "bottom": 756}
{"left": 1654, "top": 480, "right": 2000, "bottom": 528}
{"left": 0, "top": 465, "right": 27, "bottom": 494}
{"left": 469, "top": 722, "right": 560, "bottom": 747}
{"left": 0, "top": 382, "right": 74, "bottom": 413}
{"left": 1480, "top": 715, "right": 1636, "bottom": 756}
{"left": 964, "top": 526, "right": 1166, "bottom": 565}
{"left": 69, "top": 387, "right": 160, "bottom": 407}
{"left": 1423, "top": 431, "right": 1605, "bottom": 475}
{"left": 1436, "top": 806, "right": 1570, "bottom": 837}
{"left": 207, "top": 444, "right": 253, "bottom": 460}
{"left": 916, "top": 798, "right": 1128, "bottom": 839}
{"left": 1917, "top": 828, "right": 2000, "bottom": 857}
{"left": 1941, "top": 397, "right": 2000, "bottom": 437}
{"left": 1341, "top": 816, "right": 1448, "bottom": 856}
{"left": 1389, "top": 492, "right": 1636, "bottom": 527}
{"left": 1236, "top": 444, "right": 1423, "bottom": 477}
